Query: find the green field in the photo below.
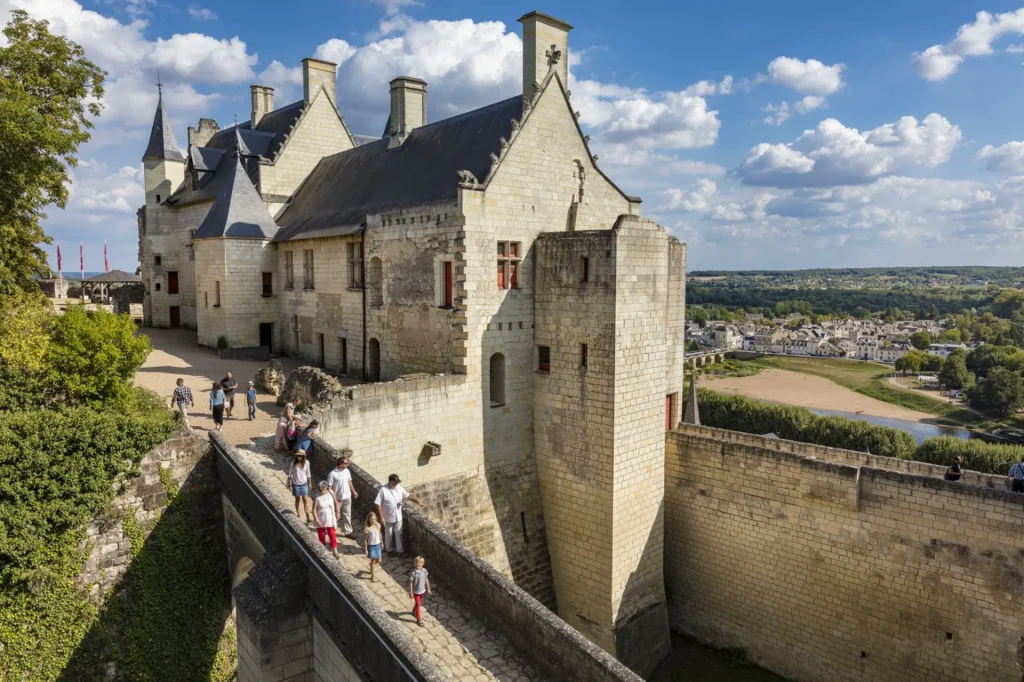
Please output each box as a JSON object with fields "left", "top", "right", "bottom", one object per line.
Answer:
{"left": 707, "top": 356, "right": 978, "bottom": 425}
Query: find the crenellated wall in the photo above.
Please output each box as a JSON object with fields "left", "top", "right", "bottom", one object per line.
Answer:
{"left": 665, "top": 423, "right": 1024, "bottom": 682}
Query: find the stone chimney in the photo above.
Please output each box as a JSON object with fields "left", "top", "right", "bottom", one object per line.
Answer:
{"left": 518, "top": 11, "right": 572, "bottom": 100}
{"left": 187, "top": 118, "right": 220, "bottom": 148}
{"left": 388, "top": 76, "right": 427, "bottom": 150}
{"left": 302, "top": 57, "right": 337, "bottom": 105}
{"left": 250, "top": 85, "right": 274, "bottom": 127}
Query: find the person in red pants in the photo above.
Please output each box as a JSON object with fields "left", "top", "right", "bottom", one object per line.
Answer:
{"left": 409, "top": 556, "right": 432, "bottom": 626}
{"left": 314, "top": 481, "right": 339, "bottom": 558}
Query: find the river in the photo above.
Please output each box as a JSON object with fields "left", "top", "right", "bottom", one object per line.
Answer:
{"left": 806, "top": 407, "right": 971, "bottom": 443}
{"left": 650, "top": 635, "right": 791, "bottom": 681}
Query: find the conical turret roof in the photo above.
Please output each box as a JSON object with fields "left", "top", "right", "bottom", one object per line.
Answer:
{"left": 193, "top": 145, "right": 278, "bottom": 240}
{"left": 142, "top": 87, "right": 185, "bottom": 162}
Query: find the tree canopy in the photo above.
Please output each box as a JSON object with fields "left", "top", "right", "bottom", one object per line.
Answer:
{"left": 0, "top": 10, "right": 105, "bottom": 295}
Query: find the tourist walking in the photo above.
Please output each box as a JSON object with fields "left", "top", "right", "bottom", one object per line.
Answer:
{"left": 275, "top": 397, "right": 301, "bottom": 451}
{"left": 327, "top": 455, "right": 359, "bottom": 537}
{"left": 209, "top": 382, "right": 226, "bottom": 431}
{"left": 288, "top": 450, "right": 313, "bottom": 523}
{"left": 364, "top": 512, "right": 383, "bottom": 582}
{"left": 1010, "top": 455, "right": 1024, "bottom": 493}
{"left": 374, "top": 474, "right": 424, "bottom": 558}
{"left": 245, "top": 381, "right": 258, "bottom": 421}
{"left": 314, "top": 481, "right": 340, "bottom": 558}
{"left": 170, "top": 378, "right": 194, "bottom": 429}
{"left": 295, "top": 419, "right": 319, "bottom": 454}
{"left": 409, "top": 556, "right": 432, "bottom": 627}
{"left": 220, "top": 371, "right": 238, "bottom": 419}
{"left": 944, "top": 456, "right": 963, "bottom": 482}
{"left": 286, "top": 417, "right": 301, "bottom": 452}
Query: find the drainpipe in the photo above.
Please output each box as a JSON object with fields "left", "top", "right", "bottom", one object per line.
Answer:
{"left": 360, "top": 226, "right": 367, "bottom": 381}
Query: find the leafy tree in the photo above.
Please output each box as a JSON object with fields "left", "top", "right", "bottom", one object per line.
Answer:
{"left": 895, "top": 351, "right": 922, "bottom": 374}
{"left": 0, "top": 290, "right": 51, "bottom": 373}
{"left": 967, "top": 367, "right": 1024, "bottom": 416}
{"left": 46, "top": 305, "right": 151, "bottom": 407}
{"left": 941, "top": 328, "right": 961, "bottom": 343}
{"left": 909, "top": 331, "right": 932, "bottom": 351}
{"left": 938, "top": 349, "right": 969, "bottom": 389}
{"left": 688, "top": 305, "right": 709, "bottom": 328}
{"left": 966, "top": 344, "right": 1024, "bottom": 378}
{"left": 921, "top": 353, "right": 944, "bottom": 373}
{"left": 0, "top": 10, "right": 105, "bottom": 295}
{"left": 990, "top": 289, "right": 1024, "bottom": 320}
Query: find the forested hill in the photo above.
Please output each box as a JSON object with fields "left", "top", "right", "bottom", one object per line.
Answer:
{"left": 688, "top": 266, "right": 1024, "bottom": 283}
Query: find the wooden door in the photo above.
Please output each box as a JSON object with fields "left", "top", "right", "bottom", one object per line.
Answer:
{"left": 167, "top": 271, "right": 179, "bottom": 294}
{"left": 169, "top": 306, "right": 180, "bottom": 329}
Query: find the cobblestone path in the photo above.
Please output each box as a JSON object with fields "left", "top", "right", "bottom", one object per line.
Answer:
{"left": 235, "top": 434, "right": 545, "bottom": 682}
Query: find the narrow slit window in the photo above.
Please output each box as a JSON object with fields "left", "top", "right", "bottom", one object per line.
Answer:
{"left": 538, "top": 345, "right": 550, "bottom": 372}
{"left": 580, "top": 343, "right": 588, "bottom": 368}
{"left": 581, "top": 257, "right": 589, "bottom": 282}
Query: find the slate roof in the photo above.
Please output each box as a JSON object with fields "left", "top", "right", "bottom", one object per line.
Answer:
{"left": 142, "top": 92, "right": 185, "bottom": 162}
{"left": 82, "top": 269, "right": 142, "bottom": 283}
{"left": 274, "top": 95, "right": 522, "bottom": 242}
{"left": 193, "top": 151, "right": 279, "bottom": 240}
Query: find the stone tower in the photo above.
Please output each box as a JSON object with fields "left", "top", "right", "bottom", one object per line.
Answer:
{"left": 141, "top": 83, "right": 186, "bottom": 207}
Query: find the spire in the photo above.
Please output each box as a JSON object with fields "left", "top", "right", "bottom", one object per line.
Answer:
{"left": 193, "top": 153, "right": 277, "bottom": 240}
{"left": 683, "top": 373, "right": 700, "bottom": 426}
{"left": 143, "top": 81, "right": 185, "bottom": 162}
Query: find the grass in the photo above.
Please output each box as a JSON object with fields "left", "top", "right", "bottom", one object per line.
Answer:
{"left": 720, "top": 356, "right": 979, "bottom": 425}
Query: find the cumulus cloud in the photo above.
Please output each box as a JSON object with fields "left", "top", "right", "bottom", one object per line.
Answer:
{"left": 68, "top": 161, "right": 143, "bottom": 213}
{"left": 763, "top": 102, "right": 791, "bottom": 126}
{"left": 660, "top": 179, "right": 717, "bottom": 212}
{"left": 736, "top": 114, "right": 962, "bottom": 188}
{"left": 767, "top": 57, "right": 845, "bottom": 95}
{"left": 914, "top": 9, "right": 1024, "bottom": 80}
{"left": 362, "top": 0, "right": 422, "bottom": 17}
{"left": 977, "top": 141, "right": 1024, "bottom": 172}
{"left": 187, "top": 5, "right": 216, "bottom": 20}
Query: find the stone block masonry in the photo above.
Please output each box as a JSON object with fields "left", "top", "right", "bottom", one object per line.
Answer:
{"left": 665, "top": 423, "right": 1024, "bottom": 682}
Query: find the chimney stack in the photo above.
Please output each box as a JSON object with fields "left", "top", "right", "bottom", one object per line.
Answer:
{"left": 388, "top": 76, "right": 427, "bottom": 150}
{"left": 302, "top": 57, "right": 337, "bottom": 105}
{"left": 250, "top": 85, "right": 274, "bottom": 127}
{"left": 518, "top": 11, "right": 572, "bottom": 100}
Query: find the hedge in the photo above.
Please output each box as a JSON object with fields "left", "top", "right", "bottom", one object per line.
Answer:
{"left": 914, "top": 437, "right": 1024, "bottom": 476}
{"left": 696, "top": 389, "right": 918, "bottom": 459}
{"left": 694, "top": 388, "right": 1024, "bottom": 475}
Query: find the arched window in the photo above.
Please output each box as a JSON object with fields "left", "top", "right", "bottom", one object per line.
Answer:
{"left": 489, "top": 352, "right": 505, "bottom": 407}
{"left": 368, "top": 338, "right": 381, "bottom": 382}
{"left": 367, "top": 257, "right": 383, "bottom": 307}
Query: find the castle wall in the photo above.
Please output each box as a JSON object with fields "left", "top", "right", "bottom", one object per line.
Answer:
{"left": 276, "top": 236, "right": 365, "bottom": 376}
{"left": 365, "top": 202, "right": 462, "bottom": 378}
{"left": 664, "top": 423, "right": 1024, "bottom": 682}
{"left": 260, "top": 92, "right": 354, "bottom": 216}
{"left": 140, "top": 196, "right": 206, "bottom": 331}
{"left": 195, "top": 238, "right": 277, "bottom": 348}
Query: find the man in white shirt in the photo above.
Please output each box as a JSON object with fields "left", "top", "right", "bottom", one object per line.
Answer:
{"left": 327, "top": 454, "right": 359, "bottom": 537}
{"left": 374, "top": 473, "right": 424, "bottom": 557}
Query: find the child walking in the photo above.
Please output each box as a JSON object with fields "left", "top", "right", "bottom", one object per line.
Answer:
{"left": 364, "top": 512, "right": 383, "bottom": 583}
{"left": 314, "top": 481, "right": 339, "bottom": 558}
{"left": 409, "top": 556, "right": 431, "bottom": 627}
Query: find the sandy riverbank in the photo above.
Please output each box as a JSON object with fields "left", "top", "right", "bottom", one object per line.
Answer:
{"left": 703, "top": 368, "right": 934, "bottom": 422}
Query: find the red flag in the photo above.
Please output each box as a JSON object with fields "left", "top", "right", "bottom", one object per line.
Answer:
{"left": 104, "top": 241, "right": 109, "bottom": 272}
{"left": 57, "top": 244, "right": 62, "bottom": 273}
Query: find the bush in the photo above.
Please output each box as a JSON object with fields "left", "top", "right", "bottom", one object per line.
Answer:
{"left": 697, "top": 389, "right": 918, "bottom": 459}
{"left": 915, "top": 437, "right": 1024, "bottom": 475}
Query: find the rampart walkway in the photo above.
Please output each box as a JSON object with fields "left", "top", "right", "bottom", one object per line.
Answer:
{"left": 233, "top": 434, "right": 542, "bottom": 682}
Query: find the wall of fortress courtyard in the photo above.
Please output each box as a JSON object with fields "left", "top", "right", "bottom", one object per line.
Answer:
{"left": 665, "top": 423, "right": 1024, "bottom": 682}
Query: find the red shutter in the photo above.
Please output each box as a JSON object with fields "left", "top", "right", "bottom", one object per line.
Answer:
{"left": 168, "top": 271, "right": 179, "bottom": 295}
{"left": 444, "top": 261, "right": 453, "bottom": 307}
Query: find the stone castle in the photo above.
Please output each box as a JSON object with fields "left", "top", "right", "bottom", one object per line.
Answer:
{"left": 138, "top": 10, "right": 1024, "bottom": 682}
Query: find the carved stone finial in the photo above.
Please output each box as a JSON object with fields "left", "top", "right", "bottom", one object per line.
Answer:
{"left": 489, "top": 152, "right": 499, "bottom": 166}
{"left": 583, "top": 135, "right": 590, "bottom": 144}
{"left": 566, "top": 90, "right": 572, "bottom": 98}
{"left": 499, "top": 137, "right": 509, "bottom": 152}
{"left": 574, "top": 111, "right": 581, "bottom": 120}
{"left": 592, "top": 155, "right": 598, "bottom": 163}
{"left": 545, "top": 44, "right": 562, "bottom": 66}
{"left": 522, "top": 97, "right": 532, "bottom": 115}
{"left": 511, "top": 118, "right": 521, "bottom": 132}
{"left": 532, "top": 82, "right": 542, "bottom": 100}
{"left": 457, "top": 170, "right": 479, "bottom": 186}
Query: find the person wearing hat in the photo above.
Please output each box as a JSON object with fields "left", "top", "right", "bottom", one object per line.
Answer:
{"left": 374, "top": 473, "right": 424, "bottom": 557}
{"left": 245, "top": 381, "right": 258, "bottom": 421}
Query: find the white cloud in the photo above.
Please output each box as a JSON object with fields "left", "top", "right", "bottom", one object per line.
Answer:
{"left": 913, "top": 9, "right": 1024, "bottom": 80}
{"left": 794, "top": 95, "right": 826, "bottom": 113}
{"left": 683, "top": 75, "right": 733, "bottom": 97}
{"left": 68, "top": 162, "right": 143, "bottom": 213}
{"left": 977, "top": 140, "right": 1024, "bottom": 172}
{"left": 363, "top": 0, "right": 422, "bottom": 17}
{"left": 660, "top": 179, "right": 717, "bottom": 212}
{"left": 1007, "top": 42, "right": 1024, "bottom": 53}
{"left": 767, "top": 57, "right": 845, "bottom": 95}
{"left": 763, "top": 101, "right": 791, "bottom": 126}
{"left": 187, "top": 5, "right": 216, "bottom": 21}
{"left": 736, "top": 114, "right": 962, "bottom": 188}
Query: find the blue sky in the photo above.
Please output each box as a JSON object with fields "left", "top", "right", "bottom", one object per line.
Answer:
{"left": 7, "top": 0, "right": 1024, "bottom": 271}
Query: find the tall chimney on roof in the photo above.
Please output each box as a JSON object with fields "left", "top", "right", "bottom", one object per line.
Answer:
{"left": 302, "top": 57, "right": 337, "bottom": 105}
{"left": 388, "top": 76, "right": 427, "bottom": 150}
{"left": 518, "top": 11, "right": 572, "bottom": 101}
{"left": 250, "top": 85, "right": 274, "bottom": 127}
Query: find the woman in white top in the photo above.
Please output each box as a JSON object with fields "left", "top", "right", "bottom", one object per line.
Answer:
{"left": 275, "top": 397, "right": 301, "bottom": 451}
{"left": 314, "top": 481, "right": 339, "bottom": 557}
{"left": 287, "top": 450, "right": 313, "bottom": 523}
